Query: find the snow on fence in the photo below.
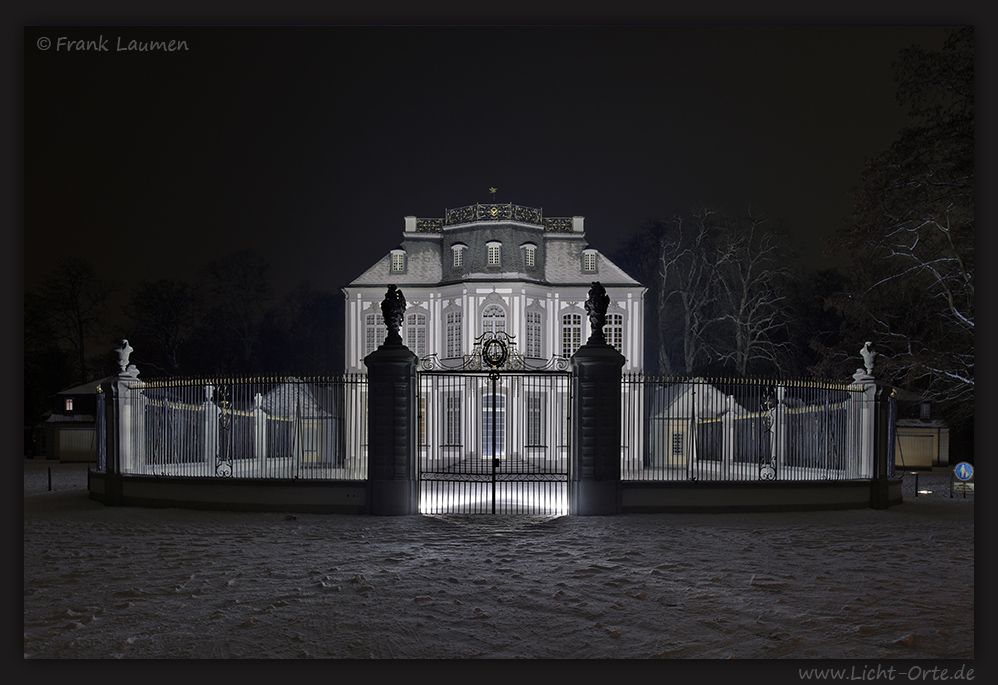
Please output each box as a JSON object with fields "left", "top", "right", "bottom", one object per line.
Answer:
{"left": 620, "top": 375, "right": 873, "bottom": 482}
{"left": 110, "top": 375, "right": 368, "bottom": 480}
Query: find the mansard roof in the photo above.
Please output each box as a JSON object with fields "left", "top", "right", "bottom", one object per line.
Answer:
{"left": 347, "top": 202, "right": 643, "bottom": 289}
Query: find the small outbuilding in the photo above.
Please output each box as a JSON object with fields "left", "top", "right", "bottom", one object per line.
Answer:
{"left": 893, "top": 389, "right": 950, "bottom": 470}
{"left": 42, "top": 378, "right": 108, "bottom": 463}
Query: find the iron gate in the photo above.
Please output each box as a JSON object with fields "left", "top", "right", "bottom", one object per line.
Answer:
{"left": 417, "top": 333, "right": 571, "bottom": 515}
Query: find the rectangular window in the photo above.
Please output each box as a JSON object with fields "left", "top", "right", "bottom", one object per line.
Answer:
{"left": 559, "top": 390, "right": 569, "bottom": 447}
{"left": 391, "top": 252, "right": 405, "bottom": 272}
{"left": 65, "top": 398, "right": 74, "bottom": 412}
{"left": 526, "top": 394, "right": 544, "bottom": 445}
{"left": 445, "top": 394, "right": 462, "bottom": 445}
{"left": 406, "top": 312, "right": 426, "bottom": 357}
{"left": 562, "top": 312, "right": 582, "bottom": 358}
{"left": 583, "top": 251, "right": 597, "bottom": 272}
{"left": 453, "top": 248, "right": 463, "bottom": 267}
{"left": 607, "top": 312, "right": 623, "bottom": 354}
{"left": 365, "top": 312, "right": 386, "bottom": 357}
{"left": 488, "top": 244, "right": 501, "bottom": 266}
{"left": 482, "top": 392, "right": 506, "bottom": 459}
{"left": 526, "top": 311, "right": 542, "bottom": 358}
{"left": 672, "top": 432, "right": 684, "bottom": 456}
{"left": 418, "top": 396, "right": 427, "bottom": 447}
{"left": 524, "top": 246, "right": 535, "bottom": 267}
{"left": 446, "top": 311, "right": 462, "bottom": 358}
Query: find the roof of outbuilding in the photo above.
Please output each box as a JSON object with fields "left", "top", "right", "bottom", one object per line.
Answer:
{"left": 54, "top": 378, "right": 112, "bottom": 396}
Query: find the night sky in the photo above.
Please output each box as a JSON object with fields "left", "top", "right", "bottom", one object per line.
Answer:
{"left": 23, "top": 25, "right": 956, "bottom": 303}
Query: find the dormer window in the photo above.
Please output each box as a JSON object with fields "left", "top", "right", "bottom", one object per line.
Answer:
{"left": 390, "top": 249, "right": 406, "bottom": 273}
{"left": 65, "top": 398, "right": 74, "bottom": 412}
{"left": 582, "top": 249, "right": 597, "bottom": 273}
{"left": 522, "top": 243, "right": 537, "bottom": 268}
{"left": 452, "top": 243, "right": 467, "bottom": 268}
{"left": 487, "top": 241, "right": 502, "bottom": 267}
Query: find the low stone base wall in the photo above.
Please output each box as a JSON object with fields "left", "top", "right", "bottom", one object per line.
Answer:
{"left": 621, "top": 478, "right": 903, "bottom": 513}
{"left": 88, "top": 472, "right": 367, "bottom": 514}
{"left": 88, "top": 472, "right": 902, "bottom": 515}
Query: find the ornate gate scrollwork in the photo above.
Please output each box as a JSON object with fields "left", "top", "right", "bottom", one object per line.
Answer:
{"left": 759, "top": 387, "right": 777, "bottom": 480}
{"left": 215, "top": 384, "right": 234, "bottom": 477}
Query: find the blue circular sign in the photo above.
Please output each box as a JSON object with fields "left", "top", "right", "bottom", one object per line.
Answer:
{"left": 954, "top": 462, "right": 974, "bottom": 481}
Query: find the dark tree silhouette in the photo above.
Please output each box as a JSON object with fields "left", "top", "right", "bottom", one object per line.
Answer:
{"left": 123, "top": 279, "right": 202, "bottom": 375}
{"left": 36, "top": 258, "right": 116, "bottom": 384}
{"left": 827, "top": 27, "right": 973, "bottom": 428}
{"left": 200, "top": 249, "right": 273, "bottom": 374}
{"left": 23, "top": 291, "right": 76, "bottom": 453}
{"left": 258, "top": 280, "right": 345, "bottom": 375}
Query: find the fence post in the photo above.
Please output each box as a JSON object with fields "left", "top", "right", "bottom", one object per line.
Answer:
{"left": 870, "top": 384, "right": 893, "bottom": 509}
{"left": 570, "top": 283, "right": 625, "bottom": 515}
{"left": 722, "top": 394, "right": 736, "bottom": 472}
{"left": 102, "top": 378, "right": 129, "bottom": 504}
{"left": 774, "top": 384, "right": 788, "bottom": 469}
{"left": 364, "top": 285, "right": 419, "bottom": 515}
{"left": 203, "top": 384, "right": 220, "bottom": 475}
{"left": 850, "top": 342, "right": 893, "bottom": 509}
{"left": 253, "top": 392, "right": 268, "bottom": 477}
{"left": 102, "top": 342, "right": 142, "bottom": 504}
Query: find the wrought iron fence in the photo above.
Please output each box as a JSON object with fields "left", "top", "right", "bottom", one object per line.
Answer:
{"left": 116, "top": 375, "right": 368, "bottom": 480}
{"left": 621, "top": 375, "right": 870, "bottom": 482}
{"left": 417, "top": 369, "right": 571, "bottom": 515}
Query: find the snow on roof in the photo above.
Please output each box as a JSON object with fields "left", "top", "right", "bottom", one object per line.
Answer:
{"left": 648, "top": 379, "right": 752, "bottom": 419}
{"left": 55, "top": 378, "right": 112, "bottom": 395}
{"left": 259, "top": 379, "right": 332, "bottom": 417}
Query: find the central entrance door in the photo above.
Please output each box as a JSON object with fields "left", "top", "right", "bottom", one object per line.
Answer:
{"left": 417, "top": 333, "right": 571, "bottom": 515}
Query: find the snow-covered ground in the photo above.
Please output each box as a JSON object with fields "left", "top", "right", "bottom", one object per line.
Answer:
{"left": 23, "top": 459, "right": 974, "bottom": 659}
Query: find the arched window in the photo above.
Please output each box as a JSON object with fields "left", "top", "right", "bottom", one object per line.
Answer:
{"left": 391, "top": 249, "right": 406, "bottom": 273}
{"left": 482, "top": 304, "right": 506, "bottom": 336}
{"left": 486, "top": 241, "right": 502, "bottom": 267}
{"left": 521, "top": 243, "right": 537, "bottom": 268}
{"left": 452, "top": 244, "right": 467, "bottom": 268}
{"left": 561, "top": 312, "right": 583, "bottom": 357}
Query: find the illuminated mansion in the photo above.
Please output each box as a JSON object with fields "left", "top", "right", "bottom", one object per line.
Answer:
{"left": 342, "top": 202, "right": 646, "bottom": 372}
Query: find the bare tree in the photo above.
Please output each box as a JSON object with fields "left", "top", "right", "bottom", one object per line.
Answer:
{"left": 36, "top": 258, "right": 116, "bottom": 383}
{"left": 615, "top": 206, "right": 798, "bottom": 377}
{"left": 655, "top": 207, "right": 728, "bottom": 375}
{"left": 714, "top": 213, "right": 794, "bottom": 376}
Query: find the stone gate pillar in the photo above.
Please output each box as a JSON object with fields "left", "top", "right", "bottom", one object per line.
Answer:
{"left": 852, "top": 341, "right": 894, "bottom": 509}
{"left": 364, "top": 285, "right": 419, "bottom": 516}
{"left": 103, "top": 339, "right": 142, "bottom": 505}
{"left": 570, "top": 283, "right": 625, "bottom": 516}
